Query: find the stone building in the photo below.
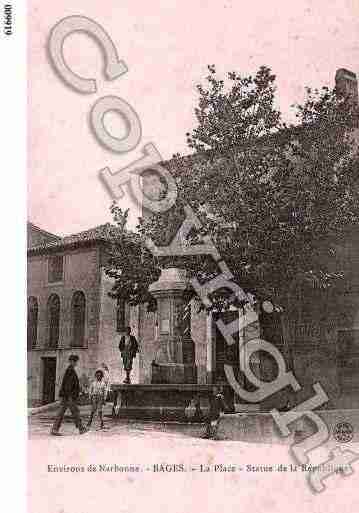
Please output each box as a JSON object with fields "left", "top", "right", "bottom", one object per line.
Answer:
{"left": 26, "top": 220, "right": 266, "bottom": 407}
{"left": 27, "top": 222, "right": 139, "bottom": 406}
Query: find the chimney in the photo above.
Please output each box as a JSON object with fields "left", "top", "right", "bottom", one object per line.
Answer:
{"left": 335, "top": 68, "right": 359, "bottom": 105}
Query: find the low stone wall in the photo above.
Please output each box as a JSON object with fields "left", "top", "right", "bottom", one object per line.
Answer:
{"left": 111, "top": 383, "right": 217, "bottom": 422}
{"left": 218, "top": 410, "right": 359, "bottom": 444}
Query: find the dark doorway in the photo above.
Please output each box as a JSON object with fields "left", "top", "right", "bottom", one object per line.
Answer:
{"left": 213, "top": 311, "right": 238, "bottom": 382}
{"left": 42, "top": 357, "right": 57, "bottom": 404}
{"left": 212, "top": 311, "right": 239, "bottom": 411}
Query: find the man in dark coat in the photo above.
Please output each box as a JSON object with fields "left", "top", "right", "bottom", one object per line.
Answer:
{"left": 118, "top": 326, "right": 139, "bottom": 384}
{"left": 50, "top": 354, "right": 88, "bottom": 436}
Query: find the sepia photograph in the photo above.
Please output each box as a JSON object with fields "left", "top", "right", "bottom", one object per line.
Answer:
{"left": 5, "top": 1, "right": 359, "bottom": 511}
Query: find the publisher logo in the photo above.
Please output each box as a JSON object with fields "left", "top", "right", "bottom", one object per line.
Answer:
{"left": 333, "top": 422, "right": 354, "bottom": 443}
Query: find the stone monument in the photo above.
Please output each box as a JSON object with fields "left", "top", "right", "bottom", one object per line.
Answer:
{"left": 149, "top": 267, "right": 197, "bottom": 384}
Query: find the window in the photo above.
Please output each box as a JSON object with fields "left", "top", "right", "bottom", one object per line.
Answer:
{"left": 48, "top": 255, "right": 63, "bottom": 283}
{"left": 72, "top": 291, "right": 86, "bottom": 347}
{"left": 47, "top": 294, "right": 60, "bottom": 348}
{"left": 213, "top": 311, "right": 239, "bottom": 382}
{"left": 27, "top": 297, "right": 38, "bottom": 350}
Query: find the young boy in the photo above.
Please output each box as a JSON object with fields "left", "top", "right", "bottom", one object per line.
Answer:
{"left": 87, "top": 369, "right": 107, "bottom": 430}
{"left": 202, "top": 385, "right": 228, "bottom": 440}
{"left": 100, "top": 363, "right": 111, "bottom": 399}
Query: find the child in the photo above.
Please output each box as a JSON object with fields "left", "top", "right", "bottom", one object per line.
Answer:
{"left": 100, "top": 363, "right": 111, "bottom": 400}
{"left": 202, "top": 385, "right": 228, "bottom": 440}
{"left": 87, "top": 369, "right": 107, "bottom": 430}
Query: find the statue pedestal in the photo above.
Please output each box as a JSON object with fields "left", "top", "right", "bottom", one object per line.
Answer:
{"left": 151, "top": 361, "right": 197, "bottom": 384}
{"left": 149, "top": 267, "right": 197, "bottom": 384}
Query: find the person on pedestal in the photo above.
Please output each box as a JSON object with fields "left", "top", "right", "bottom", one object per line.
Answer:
{"left": 119, "top": 326, "right": 139, "bottom": 384}
{"left": 50, "top": 354, "right": 88, "bottom": 436}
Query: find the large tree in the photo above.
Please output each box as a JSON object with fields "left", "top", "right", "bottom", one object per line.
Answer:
{"left": 108, "top": 65, "right": 359, "bottom": 320}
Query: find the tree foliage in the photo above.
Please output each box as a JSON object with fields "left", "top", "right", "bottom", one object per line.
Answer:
{"left": 108, "top": 65, "right": 359, "bottom": 313}
{"left": 105, "top": 203, "right": 160, "bottom": 310}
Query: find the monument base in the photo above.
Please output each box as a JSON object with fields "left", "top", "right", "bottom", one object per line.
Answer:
{"left": 111, "top": 384, "right": 234, "bottom": 422}
{"left": 151, "top": 362, "right": 197, "bottom": 384}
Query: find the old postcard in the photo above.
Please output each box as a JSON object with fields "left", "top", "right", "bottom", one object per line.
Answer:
{"left": 8, "top": 0, "right": 359, "bottom": 511}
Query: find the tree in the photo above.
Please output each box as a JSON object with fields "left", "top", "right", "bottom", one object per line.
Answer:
{"left": 108, "top": 65, "right": 359, "bottom": 322}
{"left": 105, "top": 203, "right": 160, "bottom": 310}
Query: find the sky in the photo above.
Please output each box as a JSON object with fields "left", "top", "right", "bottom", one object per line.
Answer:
{"left": 28, "top": 0, "right": 359, "bottom": 236}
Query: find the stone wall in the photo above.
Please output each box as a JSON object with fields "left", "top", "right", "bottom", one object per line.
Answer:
{"left": 96, "top": 267, "right": 141, "bottom": 384}
{"left": 277, "top": 231, "right": 359, "bottom": 411}
{"left": 287, "top": 293, "right": 359, "bottom": 410}
{"left": 137, "top": 303, "right": 158, "bottom": 383}
{"left": 190, "top": 299, "right": 208, "bottom": 384}
{"left": 132, "top": 298, "right": 209, "bottom": 384}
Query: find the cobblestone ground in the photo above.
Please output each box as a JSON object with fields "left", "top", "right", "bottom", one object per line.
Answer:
{"left": 29, "top": 402, "right": 205, "bottom": 440}
{"left": 29, "top": 403, "right": 359, "bottom": 445}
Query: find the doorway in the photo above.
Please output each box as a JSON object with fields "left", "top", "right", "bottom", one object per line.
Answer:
{"left": 212, "top": 311, "right": 239, "bottom": 382}
{"left": 42, "top": 357, "right": 57, "bottom": 404}
{"left": 212, "top": 310, "right": 239, "bottom": 411}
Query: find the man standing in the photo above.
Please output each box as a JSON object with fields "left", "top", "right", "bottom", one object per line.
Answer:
{"left": 201, "top": 385, "right": 228, "bottom": 440}
{"left": 118, "top": 326, "right": 139, "bottom": 384}
{"left": 50, "top": 354, "right": 88, "bottom": 436}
